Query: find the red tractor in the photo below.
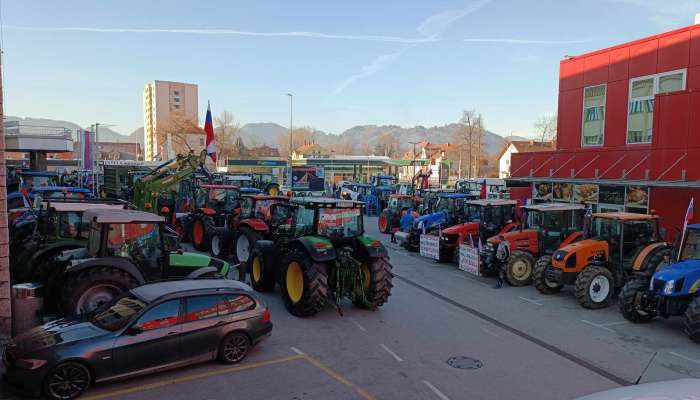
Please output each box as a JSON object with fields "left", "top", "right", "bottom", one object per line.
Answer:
{"left": 231, "top": 194, "right": 291, "bottom": 265}
{"left": 437, "top": 199, "right": 519, "bottom": 263}
{"left": 186, "top": 184, "right": 243, "bottom": 257}
{"left": 481, "top": 203, "right": 586, "bottom": 286}
{"left": 378, "top": 194, "right": 420, "bottom": 234}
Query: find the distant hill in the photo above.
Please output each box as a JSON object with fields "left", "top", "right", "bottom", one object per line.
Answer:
{"left": 238, "top": 122, "right": 288, "bottom": 147}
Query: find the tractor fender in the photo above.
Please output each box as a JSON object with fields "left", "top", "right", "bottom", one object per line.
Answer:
{"left": 186, "top": 267, "right": 218, "bottom": 279}
{"left": 633, "top": 242, "right": 672, "bottom": 272}
{"left": 357, "top": 235, "right": 388, "bottom": 259}
{"left": 64, "top": 257, "right": 146, "bottom": 285}
{"left": 291, "top": 237, "right": 337, "bottom": 262}
{"left": 240, "top": 219, "right": 270, "bottom": 233}
{"left": 442, "top": 222, "right": 479, "bottom": 244}
{"left": 498, "top": 223, "right": 519, "bottom": 234}
{"left": 30, "top": 241, "right": 85, "bottom": 272}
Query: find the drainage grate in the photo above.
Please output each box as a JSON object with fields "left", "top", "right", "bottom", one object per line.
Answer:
{"left": 446, "top": 356, "right": 483, "bottom": 370}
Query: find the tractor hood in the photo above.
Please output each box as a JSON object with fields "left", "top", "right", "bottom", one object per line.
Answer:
{"left": 441, "top": 221, "right": 479, "bottom": 236}
{"left": 490, "top": 228, "right": 536, "bottom": 245}
{"left": 169, "top": 252, "right": 232, "bottom": 277}
{"left": 556, "top": 238, "right": 606, "bottom": 255}
{"left": 652, "top": 259, "right": 700, "bottom": 292}
{"left": 413, "top": 211, "right": 447, "bottom": 231}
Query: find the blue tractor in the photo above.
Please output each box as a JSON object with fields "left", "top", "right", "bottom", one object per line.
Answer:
{"left": 619, "top": 224, "right": 700, "bottom": 342}
{"left": 371, "top": 175, "right": 396, "bottom": 209}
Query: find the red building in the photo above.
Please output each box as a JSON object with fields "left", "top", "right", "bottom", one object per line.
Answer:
{"left": 509, "top": 22, "right": 700, "bottom": 239}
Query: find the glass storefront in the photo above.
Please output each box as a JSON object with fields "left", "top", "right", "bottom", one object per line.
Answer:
{"left": 531, "top": 181, "right": 649, "bottom": 214}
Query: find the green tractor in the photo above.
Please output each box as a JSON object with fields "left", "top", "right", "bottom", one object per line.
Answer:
{"left": 249, "top": 198, "right": 393, "bottom": 317}
{"left": 55, "top": 209, "right": 230, "bottom": 316}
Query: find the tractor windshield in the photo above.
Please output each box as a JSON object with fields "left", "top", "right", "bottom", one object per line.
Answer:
{"left": 397, "top": 198, "right": 414, "bottom": 210}
{"left": 209, "top": 188, "right": 240, "bottom": 210}
{"left": 318, "top": 208, "right": 363, "bottom": 238}
{"left": 589, "top": 217, "right": 621, "bottom": 239}
{"left": 357, "top": 186, "right": 372, "bottom": 196}
{"left": 680, "top": 229, "right": 700, "bottom": 261}
{"left": 376, "top": 177, "right": 394, "bottom": 187}
{"left": 484, "top": 205, "right": 515, "bottom": 226}
{"left": 254, "top": 199, "right": 287, "bottom": 221}
{"left": 57, "top": 212, "right": 89, "bottom": 239}
{"left": 106, "top": 223, "right": 162, "bottom": 271}
{"left": 466, "top": 205, "right": 483, "bottom": 221}
{"left": 435, "top": 198, "right": 465, "bottom": 214}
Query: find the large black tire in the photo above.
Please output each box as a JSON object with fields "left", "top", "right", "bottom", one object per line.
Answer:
{"left": 209, "top": 227, "right": 230, "bottom": 259}
{"left": 533, "top": 256, "right": 562, "bottom": 294}
{"left": 250, "top": 246, "right": 275, "bottom": 292}
{"left": 191, "top": 214, "right": 215, "bottom": 252}
{"left": 42, "top": 361, "right": 91, "bottom": 400}
{"left": 232, "top": 227, "right": 262, "bottom": 265}
{"left": 378, "top": 211, "right": 392, "bottom": 234}
{"left": 683, "top": 297, "right": 700, "bottom": 343}
{"left": 217, "top": 331, "right": 251, "bottom": 364}
{"left": 575, "top": 265, "right": 615, "bottom": 309}
{"left": 640, "top": 246, "right": 673, "bottom": 274}
{"left": 280, "top": 248, "right": 328, "bottom": 317}
{"left": 619, "top": 278, "right": 655, "bottom": 323}
{"left": 354, "top": 257, "right": 393, "bottom": 309}
{"left": 505, "top": 250, "right": 535, "bottom": 286}
{"left": 63, "top": 267, "right": 139, "bottom": 316}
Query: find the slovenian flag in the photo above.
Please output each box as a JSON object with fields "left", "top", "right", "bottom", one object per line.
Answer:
{"left": 678, "top": 197, "right": 694, "bottom": 261}
{"left": 204, "top": 102, "right": 217, "bottom": 162}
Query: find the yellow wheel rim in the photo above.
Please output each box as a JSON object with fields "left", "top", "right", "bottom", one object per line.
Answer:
{"left": 361, "top": 263, "right": 371, "bottom": 290}
{"left": 269, "top": 186, "right": 279, "bottom": 196}
{"left": 286, "top": 261, "right": 304, "bottom": 303}
{"left": 252, "top": 256, "right": 262, "bottom": 283}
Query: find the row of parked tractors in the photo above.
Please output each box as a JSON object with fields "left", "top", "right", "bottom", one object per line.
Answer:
{"left": 8, "top": 152, "right": 394, "bottom": 320}
{"left": 379, "top": 190, "right": 700, "bottom": 342}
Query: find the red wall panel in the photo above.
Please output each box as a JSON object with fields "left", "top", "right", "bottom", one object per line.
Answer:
{"left": 560, "top": 59, "right": 584, "bottom": 91}
{"left": 650, "top": 188, "right": 700, "bottom": 242}
{"left": 654, "top": 92, "right": 690, "bottom": 150}
{"left": 605, "top": 80, "right": 629, "bottom": 148}
{"left": 689, "top": 92, "right": 700, "bottom": 150}
{"left": 688, "top": 65, "right": 700, "bottom": 90}
{"left": 629, "top": 39, "right": 659, "bottom": 78}
{"left": 691, "top": 27, "right": 700, "bottom": 67}
{"left": 658, "top": 31, "right": 691, "bottom": 72}
{"left": 650, "top": 149, "right": 686, "bottom": 181}
{"left": 573, "top": 152, "right": 601, "bottom": 179}
{"left": 557, "top": 89, "right": 583, "bottom": 150}
{"left": 609, "top": 47, "right": 630, "bottom": 82}
{"left": 583, "top": 52, "right": 610, "bottom": 86}
{"left": 598, "top": 151, "right": 625, "bottom": 179}
{"left": 620, "top": 151, "right": 651, "bottom": 180}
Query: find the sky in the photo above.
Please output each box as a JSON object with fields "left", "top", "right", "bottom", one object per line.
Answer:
{"left": 1, "top": 0, "right": 699, "bottom": 138}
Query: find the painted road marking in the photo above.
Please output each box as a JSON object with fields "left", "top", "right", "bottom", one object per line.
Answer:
{"left": 349, "top": 317, "right": 368, "bottom": 332}
{"left": 380, "top": 343, "right": 404, "bottom": 362}
{"left": 82, "top": 354, "right": 306, "bottom": 400}
{"left": 481, "top": 327, "right": 501, "bottom": 338}
{"left": 518, "top": 296, "right": 543, "bottom": 306}
{"left": 423, "top": 380, "right": 451, "bottom": 400}
{"left": 599, "top": 321, "right": 629, "bottom": 327}
{"left": 290, "top": 346, "right": 305, "bottom": 355}
{"left": 670, "top": 351, "right": 700, "bottom": 364}
{"left": 301, "top": 351, "right": 377, "bottom": 400}
{"left": 581, "top": 319, "right": 616, "bottom": 333}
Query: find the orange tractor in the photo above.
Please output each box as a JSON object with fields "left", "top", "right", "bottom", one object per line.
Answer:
{"left": 481, "top": 203, "right": 586, "bottom": 285}
{"left": 535, "top": 212, "right": 672, "bottom": 309}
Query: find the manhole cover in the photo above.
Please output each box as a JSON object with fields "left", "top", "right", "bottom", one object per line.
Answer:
{"left": 446, "top": 356, "right": 483, "bottom": 370}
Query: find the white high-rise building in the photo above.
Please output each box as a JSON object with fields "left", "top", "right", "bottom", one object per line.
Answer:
{"left": 143, "top": 80, "right": 198, "bottom": 161}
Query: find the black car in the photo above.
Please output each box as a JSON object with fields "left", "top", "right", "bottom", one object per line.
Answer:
{"left": 3, "top": 279, "right": 272, "bottom": 400}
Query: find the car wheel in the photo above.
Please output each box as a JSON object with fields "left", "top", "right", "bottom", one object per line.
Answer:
{"left": 218, "top": 331, "right": 251, "bottom": 364}
{"left": 43, "top": 361, "right": 91, "bottom": 400}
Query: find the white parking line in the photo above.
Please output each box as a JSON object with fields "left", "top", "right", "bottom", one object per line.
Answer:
{"left": 482, "top": 327, "right": 501, "bottom": 338}
{"left": 423, "top": 380, "right": 451, "bottom": 400}
{"left": 670, "top": 351, "right": 700, "bottom": 364}
{"left": 580, "top": 319, "right": 616, "bottom": 333}
{"left": 290, "top": 346, "right": 305, "bottom": 355}
{"left": 599, "top": 321, "right": 629, "bottom": 327}
{"left": 518, "top": 296, "right": 543, "bottom": 306}
{"left": 380, "top": 344, "right": 404, "bottom": 362}
{"left": 349, "top": 317, "right": 367, "bottom": 332}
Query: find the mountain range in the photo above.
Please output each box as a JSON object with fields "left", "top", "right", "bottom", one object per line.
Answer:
{"left": 5, "top": 116, "right": 526, "bottom": 158}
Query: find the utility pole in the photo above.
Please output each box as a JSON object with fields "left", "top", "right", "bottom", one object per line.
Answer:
{"left": 287, "top": 93, "right": 293, "bottom": 187}
{"left": 408, "top": 141, "right": 419, "bottom": 188}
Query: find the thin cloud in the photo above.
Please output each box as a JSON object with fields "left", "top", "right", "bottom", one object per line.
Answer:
{"left": 418, "top": 0, "right": 492, "bottom": 38}
{"left": 3, "top": 25, "right": 436, "bottom": 44}
{"left": 333, "top": 50, "right": 406, "bottom": 94}
{"left": 463, "top": 38, "right": 591, "bottom": 44}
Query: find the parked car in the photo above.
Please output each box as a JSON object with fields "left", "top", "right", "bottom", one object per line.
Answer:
{"left": 3, "top": 279, "right": 272, "bottom": 400}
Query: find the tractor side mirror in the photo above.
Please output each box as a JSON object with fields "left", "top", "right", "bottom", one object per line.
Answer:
{"left": 163, "top": 231, "right": 180, "bottom": 251}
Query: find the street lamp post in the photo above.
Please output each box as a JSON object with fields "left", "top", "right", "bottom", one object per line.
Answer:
{"left": 287, "top": 93, "right": 293, "bottom": 187}
{"left": 408, "top": 141, "right": 419, "bottom": 189}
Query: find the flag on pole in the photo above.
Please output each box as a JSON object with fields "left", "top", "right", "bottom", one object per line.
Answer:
{"left": 678, "top": 197, "right": 694, "bottom": 261}
{"left": 204, "top": 102, "right": 217, "bottom": 162}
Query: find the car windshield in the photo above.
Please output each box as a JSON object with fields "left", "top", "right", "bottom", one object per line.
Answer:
{"left": 318, "top": 207, "right": 362, "bottom": 238}
{"left": 680, "top": 229, "right": 700, "bottom": 261}
{"left": 90, "top": 294, "right": 146, "bottom": 331}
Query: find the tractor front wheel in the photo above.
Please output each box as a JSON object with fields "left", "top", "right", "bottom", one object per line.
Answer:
{"left": 250, "top": 246, "right": 276, "bottom": 292}
{"left": 575, "top": 265, "right": 614, "bottom": 309}
{"left": 354, "top": 257, "right": 393, "bottom": 309}
{"left": 233, "top": 228, "right": 261, "bottom": 265}
{"left": 191, "top": 215, "right": 214, "bottom": 252}
{"left": 209, "top": 228, "right": 230, "bottom": 259}
{"left": 280, "top": 249, "right": 328, "bottom": 317}
{"left": 683, "top": 297, "right": 700, "bottom": 343}
{"left": 63, "top": 267, "right": 138, "bottom": 316}
{"left": 619, "top": 278, "right": 655, "bottom": 323}
{"left": 378, "top": 211, "right": 391, "bottom": 234}
{"left": 505, "top": 250, "right": 535, "bottom": 286}
{"left": 533, "top": 256, "right": 562, "bottom": 294}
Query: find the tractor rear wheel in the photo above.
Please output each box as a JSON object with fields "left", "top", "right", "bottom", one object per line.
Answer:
{"left": 250, "top": 246, "right": 275, "bottom": 292}
{"left": 280, "top": 249, "right": 328, "bottom": 317}
{"left": 354, "top": 257, "right": 393, "bottom": 309}
{"left": 533, "top": 256, "right": 562, "bottom": 294}
{"left": 191, "top": 214, "right": 214, "bottom": 252}
{"left": 683, "top": 297, "right": 700, "bottom": 343}
{"left": 63, "top": 267, "right": 138, "bottom": 316}
{"left": 378, "top": 211, "right": 392, "bottom": 234}
{"left": 506, "top": 250, "right": 535, "bottom": 286}
{"left": 232, "top": 228, "right": 261, "bottom": 265}
{"left": 619, "top": 278, "right": 655, "bottom": 323}
{"left": 575, "top": 265, "right": 614, "bottom": 309}
{"left": 209, "top": 227, "right": 230, "bottom": 259}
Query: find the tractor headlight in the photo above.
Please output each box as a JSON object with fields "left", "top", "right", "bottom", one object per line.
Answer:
{"left": 664, "top": 280, "right": 675, "bottom": 295}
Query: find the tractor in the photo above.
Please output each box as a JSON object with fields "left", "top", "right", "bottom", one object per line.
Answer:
{"left": 184, "top": 184, "right": 244, "bottom": 257}
{"left": 540, "top": 212, "right": 671, "bottom": 309}
{"left": 417, "top": 189, "right": 455, "bottom": 215}
{"left": 377, "top": 194, "right": 420, "bottom": 234}
{"left": 248, "top": 197, "right": 393, "bottom": 317}
{"left": 53, "top": 209, "right": 230, "bottom": 316}
{"left": 436, "top": 199, "right": 518, "bottom": 263}
{"left": 619, "top": 224, "right": 700, "bottom": 342}
{"left": 482, "top": 203, "right": 585, "bottom": 285}
{"left": 370, "top": 175, "right": 396, "bottom": 209}
{"left": 231, "top": 194, "right": 291, "bottom": 265}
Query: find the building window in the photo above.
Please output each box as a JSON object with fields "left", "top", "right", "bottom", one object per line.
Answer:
{"left": 174, "top": 90, "right": 179, "bottom": 95}
{"left": 627, "top": 69, "right": 686, "bottom": 144}
{"left": 174, "top": 97, "right": 180, "bottom": 103}
{"left": 173, "top": 104, "right": 180, "bottom": 109}
{"left": 582, "top": 85, "right": 606, "bottom": 146}
{"left": 199, "top": 137, "right": 204, "bottom": 146}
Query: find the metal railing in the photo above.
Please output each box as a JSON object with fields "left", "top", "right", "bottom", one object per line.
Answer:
{"left": 4, "top": 122, "right": 72, "bottom": 138}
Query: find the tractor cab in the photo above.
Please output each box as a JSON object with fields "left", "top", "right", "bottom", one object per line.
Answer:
{"left": 585, "top": 213, "right": 661, "bottom": 269}
{"left": 463, "top": 199, "right": 518, "bottom": 239}
{"left": 418, "top": 189, "right": 455, "bottom": 215}
{"left": 196, "top": 184, "right": 242, "bottom": 213}
{"left": 289, "top": 197, "right": 365, "bottom": 241}
{"left": 378, "top": 194, "right": 420, "bottom": 233}
{"left": 523, "top": 203, "right": 586, "bottom": 254}
{"left": 433, "top": 193, "right": 473, "bottom": 226}
{"left": 396, "top": 182, "right": 415, "bottom": 196}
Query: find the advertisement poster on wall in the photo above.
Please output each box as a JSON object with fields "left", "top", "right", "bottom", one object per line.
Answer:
{"left": 574, "top": 184, "right": 599, "bottom": 203}
{"left": 598, "top": 185, "right": 625, "bottom": 205}
{"left": 552, "top": 183, "right": 573, "bottom": 202}
{"left": 533, "top": 182, "right": 553, "bottom": 200}
{"left": 625, "top": 186, "right": 649, "bottom": 209}
{"left": 292, "top": 167, "right": 325, "bottom": 191}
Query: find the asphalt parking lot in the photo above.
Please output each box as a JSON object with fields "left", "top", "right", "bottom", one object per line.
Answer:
{"left": 4, "top": 216, "right": 700, "bottom": 400}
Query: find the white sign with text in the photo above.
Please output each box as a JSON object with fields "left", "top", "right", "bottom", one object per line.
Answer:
{"left": 420, "top": 234, "right": 441, "bottom": 260}
{"left": 459, "top": 243, "right": 480, "bottom": 276}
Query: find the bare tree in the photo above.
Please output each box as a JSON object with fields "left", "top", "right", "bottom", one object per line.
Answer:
{"left": 534, "top": 113, "right": 557, "bottom": 145}
{"left": 158, "top": 114, "right": 202, "bottom": 158}
{"left": 214, "top": 110, "right": 241, "bottom": 164}
{"left": 454, "top": 110, "right": 485, "bottom": 178}
{"left": 278, "top": 126, "right": 318, "bottom": 157}
{"left": 374, "top": 133, "right": 400, "bottom": 157}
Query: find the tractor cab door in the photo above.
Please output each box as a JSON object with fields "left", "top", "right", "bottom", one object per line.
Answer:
{"left": 540, "top": 211, "right": 567, "bottom": 254}
{"left": 621, "top": 220, "right": 654, "bottom": 268}
{"left": 106, "top": 222, "right": 163, "bottom": 280}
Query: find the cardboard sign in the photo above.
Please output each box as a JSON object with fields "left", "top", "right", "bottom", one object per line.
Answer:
{"left": 459, "top": 243, "right": 480, "bottom": 276}
{"left": 420, "top": 234, "right": 440, "bottom": 260}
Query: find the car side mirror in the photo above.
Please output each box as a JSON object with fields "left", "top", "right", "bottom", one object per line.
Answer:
{"left": 126, "top": 326, "right": 143, "bottom": 336}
